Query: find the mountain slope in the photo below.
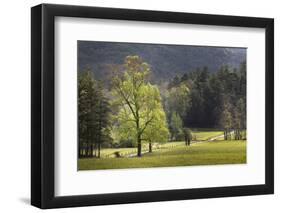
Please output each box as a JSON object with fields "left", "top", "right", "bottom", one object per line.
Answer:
{"left": 78, "top": 41, "right": 246, "bottom": 81}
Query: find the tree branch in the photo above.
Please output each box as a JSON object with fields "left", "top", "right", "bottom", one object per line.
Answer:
{"left": 115, "top": 85, "right": 137, "bottom": 121}
{"left": 140, "top": 115, "right": 154, "bottom": 135}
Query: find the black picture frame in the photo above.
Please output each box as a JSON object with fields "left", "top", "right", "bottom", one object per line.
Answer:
{"left": 31, "top": 3, "right": 274, "bottom": 209}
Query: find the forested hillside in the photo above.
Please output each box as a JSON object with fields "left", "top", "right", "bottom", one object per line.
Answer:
{"left": 78, "top": 41, "right": 246, "bottom": 82}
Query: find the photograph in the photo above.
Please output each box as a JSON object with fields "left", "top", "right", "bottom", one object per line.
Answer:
{"left": 77, "top": 41, "right": 247, "bottom": 171}
{"left": 29, "top": 2, "right": 274, "bottom": 209}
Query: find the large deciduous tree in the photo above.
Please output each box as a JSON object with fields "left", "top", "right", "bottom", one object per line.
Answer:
{"left": 141, "top": 86, "right": 170, "bottom": 152}
{"left": 112, "top": 55, "right": 169, "bottom": 157}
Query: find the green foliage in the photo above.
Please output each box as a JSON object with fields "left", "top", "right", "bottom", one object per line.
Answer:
{"left": 220, "top": 99, "right": 233, "bottom": 140}
{"left": 142, "top": 93, "right": 170, "bottom": 152}
{"left": 167, "top": 83, "right": 190, "bottom": 118}
{"left": 111, "top": 56, "right": 169, "bottom": 156}
{"left": 78, "top": 70, "right": 112, "bottom": 158}
{"left": 170, "top": 112, "right": 183, "bottom": 141}
{"left": 141, "top": 86, "right": 170, "bottom": 144}
{"left": 220, "top": 100, "right": 233, "bottom": 130}
{"left": 167, "top": 63, "right": 246, "bottom": 139}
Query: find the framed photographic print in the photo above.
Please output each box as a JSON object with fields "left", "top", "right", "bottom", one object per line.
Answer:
{"left": 31, "top": 3, "right": 274, "bottom": 209}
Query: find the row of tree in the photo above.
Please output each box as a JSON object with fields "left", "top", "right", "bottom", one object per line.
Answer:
{"left": 164, "top": 63, "right": 246, "bottom": 141}
{"left": 78, "top": 71, "right": 111, "bottom": 158}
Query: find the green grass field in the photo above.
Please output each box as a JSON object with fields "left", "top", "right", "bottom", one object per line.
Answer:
{"left": 97, "top": 129, "right": 225, "bottom": 158}
{"left": 99, "top": 141, "right": 185, "bottom": 158}
{"left": 192, "top": 130, "right": 224, "bottom": 141}
{"left": 78, "top": 140, "right": 246, "bottom": 170}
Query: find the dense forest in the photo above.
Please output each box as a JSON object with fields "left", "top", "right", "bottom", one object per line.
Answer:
{"left": 78, "top": 55, "right": 246, "bottom": 158}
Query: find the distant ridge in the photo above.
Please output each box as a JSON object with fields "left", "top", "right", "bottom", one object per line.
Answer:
{"left": 78, "top": 41, "right": 246, "bottom": 81}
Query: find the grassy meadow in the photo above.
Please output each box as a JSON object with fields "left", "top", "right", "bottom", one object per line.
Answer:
{"left": 78, "top": 140, "right": 246, "bottom": 170}
{"left": 191, "top": 130, "right": 224, "bottom": 141}
{"left": 86, "top": 130, "right": 225, "bottom": 159}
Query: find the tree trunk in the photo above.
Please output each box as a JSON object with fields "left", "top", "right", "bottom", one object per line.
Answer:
{"left": 227, "top": 129, "right": 231, "bottom": 140}
{"left": 237, "top": 130, "right": 239, "bottom": 140}
{"left": 86, "top": 142, "right": 89, "bottom": 157}
{"left": 98, "top": 143, "right": 101, "bottom": 158}
{"left": 78, "top": 143, "right": 80, "bottom": 158}
{"left": 90, "top": 144, "right": 93, "bottom": 157}
{"left": 137, "top": 134, "right": 142, "bottom": 157}
{"left": 149, "top": 142, "right": 152, "bottom": 153}
{"left": 94, "top": 143, "right": 97, "bottom": 157}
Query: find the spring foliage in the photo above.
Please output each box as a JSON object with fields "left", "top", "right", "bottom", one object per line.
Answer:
{"left": 111, "top": 56, "right": 169, "bottom": 155}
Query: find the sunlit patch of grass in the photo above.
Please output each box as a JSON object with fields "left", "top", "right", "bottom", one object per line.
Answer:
{"left": 192, "top": 131, "right": 224, "bottom": 141}
{"left": 78, "top": 140, "right": 246, "bottom": 170}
